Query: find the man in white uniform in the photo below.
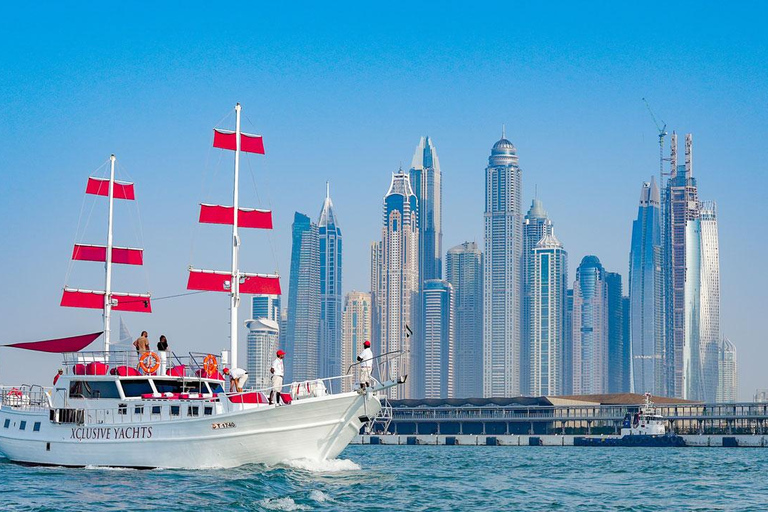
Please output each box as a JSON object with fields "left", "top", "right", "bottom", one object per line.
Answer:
{"left": 270, "top": 349, "right": 286, "bottom": 405}
{"left": 223, "top": 367, "right": 248, "bottom": 393}
{"left": 358, "top": 340, "right": 373, "bottom": 389}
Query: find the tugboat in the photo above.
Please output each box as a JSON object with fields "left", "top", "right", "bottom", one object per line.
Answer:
{"left": 575, "top": 393, "right": 686, "bottom": 447}
{"left": 0, "top": 104, "right": 405, "bottom": 468}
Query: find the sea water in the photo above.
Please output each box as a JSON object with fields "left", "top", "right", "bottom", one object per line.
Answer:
{"left": 1, "top": 446, "right": 767, "bottom": 511}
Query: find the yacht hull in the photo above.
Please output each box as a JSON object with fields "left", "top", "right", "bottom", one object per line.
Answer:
{"left": 0, "top": 391, "right": 380, "bottom": 468}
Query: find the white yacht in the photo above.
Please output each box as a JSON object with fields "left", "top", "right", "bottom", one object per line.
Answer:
{"left": 0, "top": 104, "right": 404, "bottom": 468}
{"left": 621, "top": 392, "right": 667, "bottom": 436}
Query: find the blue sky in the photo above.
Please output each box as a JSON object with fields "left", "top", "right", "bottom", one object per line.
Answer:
{"left": 1, "top": 2, "right": 766, "bottom": 398}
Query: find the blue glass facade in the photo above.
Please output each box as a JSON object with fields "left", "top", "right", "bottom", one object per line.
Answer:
{"left": 318, "top": 185, "right": 342, "bottom": 379}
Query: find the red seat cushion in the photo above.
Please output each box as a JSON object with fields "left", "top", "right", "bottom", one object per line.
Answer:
{"left": 228, "top": 392, "right": 268, "bottom": 404}
{"left": 167, "top": 365, "right": 186, "bottom": 377}
{"left": 110, "top": 366, "right": 141, "bottom": 377}
{"left": 195, "top": 369, "right": 224, "bottom": 380}
{"left": 73, "top": 364, "right": 86, "bottom": 375}
{"left": 86, "top": 362, "right": 109, "bottom": 375}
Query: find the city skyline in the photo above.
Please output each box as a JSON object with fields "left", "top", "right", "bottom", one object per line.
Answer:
{"left": 1, "top": 4, "right": 765, "bottom": 399}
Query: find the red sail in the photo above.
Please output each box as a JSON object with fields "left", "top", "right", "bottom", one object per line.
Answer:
{"left": 187, "top": 268, "right": 281, "bottom": 295}
{"left": 86, "top": 177, "right": 136, "bottom": 200}
{"left": 3, "top": 331, "right": 103, "bottom": 353}
{"left": 61, "top": 288, "right": 152, "bottom": 313}
{"left": 213, "top": 129, "right": 265, "bottom": 154}
{"left": 199, "top": 204, "right": 273, "bottom": 229}
{"left": 72, "top": 244, "right": 144, "bottom": 265}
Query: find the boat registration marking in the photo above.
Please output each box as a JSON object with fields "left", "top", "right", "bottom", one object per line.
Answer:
{"left": 211, "top": 422, "right": 236, "bottom": 430}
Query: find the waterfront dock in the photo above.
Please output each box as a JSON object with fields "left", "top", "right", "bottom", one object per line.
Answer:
{"left": 353, "top": 434, "right": 768, "bottom": 447}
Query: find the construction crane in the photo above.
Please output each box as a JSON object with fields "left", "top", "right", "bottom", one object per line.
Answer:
{"left": 642, "top": 97, "right": 668, "bottom": 185}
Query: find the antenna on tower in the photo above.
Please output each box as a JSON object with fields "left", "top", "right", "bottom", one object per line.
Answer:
{"left": 642, "top": 98, "right": 670, "bottom": 185}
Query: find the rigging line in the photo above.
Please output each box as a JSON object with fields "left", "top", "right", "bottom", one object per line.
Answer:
{"left": 115, "top": 160, "right": 151, "bottom": 293}
{"left": 67, "top": 160, "right": 110, "bottom": 286}
{"left": 64, "top": 158, "right": 109, "bottom": 287}
{"left": 245, "top": 153, "right": 280, "bottom": 276}
{"left": 100, "top": 290, "right": 210, "bottom": 307}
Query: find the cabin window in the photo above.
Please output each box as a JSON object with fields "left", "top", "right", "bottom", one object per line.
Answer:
{"left": 118, "top": 404, "right": 127, "bottom": 415}
{"left": 33, "top": 422, "right": 41, "bottom": 432}
{"left": 134, "top": 406, "right": 144, "bottom": 415}
{"left": 19, "top": 421, "right": 26, "bottom": 431}
{"left": 204, "top": 406, "right": 213, "bottom": 416}
{"left": 151, "top": 406, "right": 162, "bottom": 415}
{"left": 170, "top": 406, "right": 180, "bottom": 417}
{"left": 3, "top": 419, "right": 9, "bottom": 428}
{"left": 69, "top": 381, "right": 120, "bottom": 399}
{"left": 188, "top": 406, "right": 199, "bottom": 417}
{"left": 120, "top": 380, "right": 154, "bottom": 398}
{"left": 154, "top": 381, "right": 186, "bottom": 394}
{"left": 210, "top": 383, "right": 224, "bottom": 394}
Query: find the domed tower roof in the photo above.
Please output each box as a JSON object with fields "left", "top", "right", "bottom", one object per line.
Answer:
{"left": 488, "top": 126, "right": 519, "bottom": 167}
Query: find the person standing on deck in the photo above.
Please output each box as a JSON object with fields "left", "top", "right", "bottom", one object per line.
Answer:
{"left": 157, "top": 335, "right": 169, "bottom": 374}
{"left": 269, "top": 350, "right": 286, "bottom": 405}
{"left": 133, "top": 331, "right": 150, "bottom": 353}
{"left": 223, "top": 367, "right": 248, "bottom": 393}
{"left": 358, "top": 340, "right": 373, "bottom": 389}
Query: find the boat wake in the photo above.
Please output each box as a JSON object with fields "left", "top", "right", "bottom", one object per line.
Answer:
{"left": 281, "top": 458, "right": 361, "bottom": 472}
{"left": 259, "top": 497, "right": 309, "bottom": 511}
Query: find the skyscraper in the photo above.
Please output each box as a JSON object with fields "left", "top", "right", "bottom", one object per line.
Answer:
{"left": 245, "top": 318, "right": 279, "bottom": 389}
{"left": 663, "top": 133, "right": 699, "bottom": 397}
{"left": 699, "top": 202, "right": 721, "bottom": 403}
{"left": 522, "top": 198, "right": 553, "bottom": 395}
{"left": 286, "top": 212, "right": 320, "bottom": 383}
{"left": 252, "top": 295, "right": 280, "bottom": 323}
{"left": 341, "top": 291, "right": 371, "bottom": 392}
{"left": 717, "top": 337, "right": 737, "bottom": 403}
{"left": 371, "top": 171, "right": 419, "bottom": 398}
{"left": 529, "top": 232, "right": 567, "bottom": 396}
{"left": 606, "top": 272, "right": 628, "bottom": 393}
{"left": 446, "top": 241, "right": 483, "bottom": 398}
{"left": 318, "top": 183, "right": 343, "bottom": 379}
{"left": 483, "top": 131, "right": 523, "bottom": 397}
{"left": 409, "top": 136, "right": 443, "bottom": 283}
{"left": 572, "top": 256, "right": 608, "bottom": 395}
{"left": 563, "top": 288, "right": 574, "bottom": 395}
{"left": 628, "top": 178, "right": 662, "bottom": 395}
{"left": 246, "top": 294, "right": 281, "bottom": 384}
{"left": 423, "top": 280, "right": 454, "bottom": 398}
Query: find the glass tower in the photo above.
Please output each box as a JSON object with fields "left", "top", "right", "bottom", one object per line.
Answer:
{"left": 423, "top": 280, "right": 454, "bottom": 398}
{"left": 318, "top": 183, "right": 343, "bottom": 379}
{"left": 341, "top": 291, "right": 371, "bottom": 393}
{"left": 572, "top": 256, "right": 608, "bottom": 395}
{"left": 446, "top": 241, "right": 483, "bottom": 398}
{"left": 483, "top": 131, "right": 523, "bottom": 397}
{"left": 628, "top": 178, "right": 661, "bottom": 394}
{"left": 371, "top": 171, "right": 419, "bottom": 398}
{"left": 529, "top": 232, "right": 567, "bottom": 396}
{"left": 522, "top": 199, "right": 553, "bottom": 395}
{"left": 286, "top": 212, "right": 320, "bottom": 382}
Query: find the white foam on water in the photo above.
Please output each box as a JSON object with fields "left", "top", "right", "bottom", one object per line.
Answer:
{"left": 258, "top": 497, "right": 309, "bottom": 511}
{"left": 282, "top": 458, "right": 361, "bottom": 473}
{"left": 309, "top": 489, "right": 332, "bottom": 503}
{"left": 84, "top": 465, "right": 136, "bottom": 471}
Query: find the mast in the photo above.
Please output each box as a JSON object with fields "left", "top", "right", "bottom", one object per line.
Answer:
{"left": 230, "top": 104, "right": 242, "bottom": 366}
{"left": 104, "top": 154, "right": 116, "bottom": 351}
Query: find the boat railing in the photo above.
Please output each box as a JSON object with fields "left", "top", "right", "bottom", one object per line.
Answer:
{"left": 60, "top": 350, "right": 225, "bottom": 380}
{"left": 224, "top": 373, "right": 357, "bottom": 404}
{"left": 345, "top": 349, "right": 407, "bottom": 389}
{"left": 0, "top": 384, "right": 52, "bottom": 411}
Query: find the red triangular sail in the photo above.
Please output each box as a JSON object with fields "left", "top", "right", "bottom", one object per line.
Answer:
{"left": 3, "top": 331, "right": 103, "bottom": 353}
{"left": 199, "top": 204, "right": 272, "bottom": 229}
